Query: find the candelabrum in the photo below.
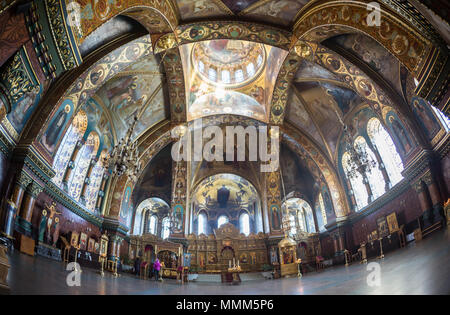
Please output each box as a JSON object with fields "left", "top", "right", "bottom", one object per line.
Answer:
{"left": 342, "top": 125, "right": 377, "bottom": 179}
{"left": 105, "top": 116, "right": 141, "bottom": 182}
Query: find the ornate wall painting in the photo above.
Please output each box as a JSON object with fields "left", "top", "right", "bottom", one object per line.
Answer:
{"left": 176, "top": 0, "right": 232, "bottom": 20}
{"left": 328, "top": 34, "right": 404, "bottom": 98}
{"left": 239, "top": 0, "right": 309, "bottom": 27}
{"left": 295, "top": 82, "right": 342, "bottom": 156}
{"left": 120, "top": 185, "right": 132, "bottom": 226}
{"left": 384, "top": 110, "right": 414, "bottom": 156}
{"left": 286, "top": 91, "right": 325, "bottom": 148}
{"left": 295, "top": 59, "right": 341, "bottom": 82}
{"left": 411, "top": 96, "right": 441, "bottom": 140}
{"left": 76, "top": 0, "right": 177, "bottom": 45}
{"left": 41, "top": 99, "right": 75, "bottom": 154}
{"left": 132, "top": 88, "right": 167, "bottom": 139}
{"left": 321, "top": 184, "right": 335, "bottom": 222}
{"left": 6, "top": 84, "right": 43, "bottom": 135}
{"left": 88, "top": 237, "right": 95, "bottom": 252}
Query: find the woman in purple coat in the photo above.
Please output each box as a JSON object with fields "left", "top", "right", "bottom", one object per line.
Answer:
{"left": 153, "top": 258, "right": 161, "bottom": 281}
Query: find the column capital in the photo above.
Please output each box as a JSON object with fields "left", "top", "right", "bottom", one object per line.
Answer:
{"left": 16, "top": 170, "right": 33, "bottom": 189}
{"left": 26, "top": 181, "right": 44, "bottom": 198}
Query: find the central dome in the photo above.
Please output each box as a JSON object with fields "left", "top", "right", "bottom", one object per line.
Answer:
{"left": 192, "top": 39, "right": 266, "bottom": 87}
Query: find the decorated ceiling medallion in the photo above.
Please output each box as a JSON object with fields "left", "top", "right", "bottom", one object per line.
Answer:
{"left": 192, "top": 39, "right": 266, "bottom": 88}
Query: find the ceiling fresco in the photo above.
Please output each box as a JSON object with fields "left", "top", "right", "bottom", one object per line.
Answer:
{"left": 192, "top": 173, "right": 259, "bottom": 211}
{"left": 180, "top": 39, "right": 287, "bottom": 122}
{"left": 176, "top": 0, "right": 232, "bottom": 20}
{"left": 88, "top": 54, "right": 167, "bottom": 142}
{"left": 325, "top": 34, "right": 404, "bottom": 102}
{"left": 293, "top": 81, "right": 364, "bottom": 158}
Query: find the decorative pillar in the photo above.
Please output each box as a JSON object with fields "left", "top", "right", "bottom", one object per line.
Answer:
{"left": 412, "top": 179, "right": 433, "bottom": 228}
{"left": 170, "top": 160, "right": 187, "bottom": 238}
{"left": 62, "top": 140, "right": 84, "bottom": 190}
{"left": 266, "top": 170, "right": 284, "bottom": 236}
{"left": 345, "top": 179, "right": 357, "bottom": 212}
{"left": 423, "top": 172, "right": 445, "bottom": 224}
{"left": 96, "top": 173, "right": 109, "bottom": 213}
{"left": 16, "top": 181, "right": 43, "bottom": 235}
{"left": 80, "top": 158, "right": 96, "bottom": 204}
{"left": 3, "top": 171, "right": 32, "bottom": 237}
{"left": 363, "top": 175, "right": 374, "bottom": 204}
{"left": 368, "top": 142, "right": 391, "bottom": 190}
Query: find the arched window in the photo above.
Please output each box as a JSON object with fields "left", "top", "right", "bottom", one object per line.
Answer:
{"left": 256, "top": 54, "right": 263, "bottom": 67}
{"left": 52, "top": 110, "right": 87, "bottom": 186}
{"left": 198, "top": 60, "right": 205, "bottom": 73}
{"left": 149, "top": 215, "right": 157, "bottom": 235}
{"left": 68, "top": 132, "right": 100, "bottom": 201}
{"left": 217, "top": 215, "right": 229, "bottom": 228}
{"left": 239, "top": 212, "right": 250, "bottom": 236}
{"left": 297, "top": 210, "right": 307, "bottom": 232}
{"left": 221, "top": 70, "right": 230, "bottom": 84}
{"left": 289, "top": 214, "right": 297, "bottom": 236}
{"left": 246, "top": 63, "right": 255, "bottom": 76}
{"left": 198, "top": 211, "right": 207, "bottom": 235}
{"left": 316, "top": 193, "right": 327, "bottom": 232}
{"left": 235, "top": 69, "right": 244, "bottom": 83}
{"left": 355, "top": 137, "right": 385, "bottom": 199}
{"left": 161, "top": 217, "right": 170, "bottom": 239}
{"left": 342, "top": 151, "right": 368, "bottom": 210}
{"left": 208, "top": 68, "right": 217, "bottom": 81}
{"left": 367, "top": 118, "right": 403, "bottom": 186}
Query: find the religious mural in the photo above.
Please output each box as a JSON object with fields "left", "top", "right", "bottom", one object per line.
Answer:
{"left": 176, "top": 0, "right": 232, "bottom": 20}
{"left": 411, "top": 97, "right": 440, "bottom": 140}
{"left": 41, "top": 100, "right": 74, "bottom": 154}
{"left": 241, "top": 0, "right": 309, "bottom": 27}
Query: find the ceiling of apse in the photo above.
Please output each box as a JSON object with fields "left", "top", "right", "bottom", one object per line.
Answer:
{"left": 84, "top": 53, "right": 168, "bottom": 144}
{"left": 180, "top": 39, "right": 287, "bottom": 122}
{"left": 193, "top": 174, "right": 259, "bottom": 211}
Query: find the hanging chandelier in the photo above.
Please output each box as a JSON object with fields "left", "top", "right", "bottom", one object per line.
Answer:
{"left": 106, "top": 115, "right": 141, "bottom": 182}
{"left": 342, "top": 125, "right": 376, "bottom": 180}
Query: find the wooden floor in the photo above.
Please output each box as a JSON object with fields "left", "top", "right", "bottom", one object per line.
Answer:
{"left": 5, "top": 228, "right": 450, "bottom": 295}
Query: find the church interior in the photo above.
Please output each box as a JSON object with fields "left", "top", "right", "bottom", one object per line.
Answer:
{"left": 0, "top": 0, "right": 449, "bottom": 295}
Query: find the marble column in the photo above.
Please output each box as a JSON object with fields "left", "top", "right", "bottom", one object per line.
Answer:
{"left": 3, "top": 171, "right": 32, "bottom": 236}
{"left": 370, "top": 144, "right": 391, "bottom": 191}
{"left": 17, "top": 181, "right": 43, "bottom": 235}
{"left": 95, "top": 173, "right": 109, "bottom": 213}
{"left": 363, "top": 175, "right": 374, "bottom": 204}
{"left": 423, "top": 172, "right": 445, "bottom": 224}
{"left": 62, "top": 140, "right": 84, "bottom": 190}
{"left": 412, "top": 179, "right": 433, "bottom": 228}
{"left": 80, "top": 159, "right": 97, "bottom": 204}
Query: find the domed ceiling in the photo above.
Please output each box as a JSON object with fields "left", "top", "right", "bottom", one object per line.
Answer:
{"left": 180, "top": 39, "right": 287, "bottom": 122}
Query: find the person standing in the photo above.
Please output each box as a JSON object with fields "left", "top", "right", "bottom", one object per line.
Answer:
{"left": 153, "top": 258, "right": 161, "bottom": 281}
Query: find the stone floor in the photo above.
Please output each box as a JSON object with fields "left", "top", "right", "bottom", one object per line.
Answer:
{"left": 5, "top": 228, "right": 450, "bottom": 295}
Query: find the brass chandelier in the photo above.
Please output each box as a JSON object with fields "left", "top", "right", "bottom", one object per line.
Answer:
{"left": 342, "top": 125, "right": 376, "bottom": 180}
{"left": 106, "top": 115, "right": 141, "bottom": 182}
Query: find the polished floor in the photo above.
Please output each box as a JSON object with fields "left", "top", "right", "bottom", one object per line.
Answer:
{"left": 5, "top": 228, "right": 450, "bottom": 295}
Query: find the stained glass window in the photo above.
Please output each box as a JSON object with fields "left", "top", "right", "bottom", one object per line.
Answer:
{"left": 240, "top": 212, "right": 250, "bottom": 236}
{"left": 68, "top": 132, "right": 100, "bottom": 201}
{"left": 289, "top": 214, "right": 297, "bottom": 236}
{"left": 342, "top": 151, "right": 368, "bottom": 211}
{"left": 208, "top": 68, "right": 217, "bottom": 81}
{"left": 367, "top": 118, "right": 403, "bottom": 186}
{"left": 52, "top": 110, "right": 88, "bottom": 186}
